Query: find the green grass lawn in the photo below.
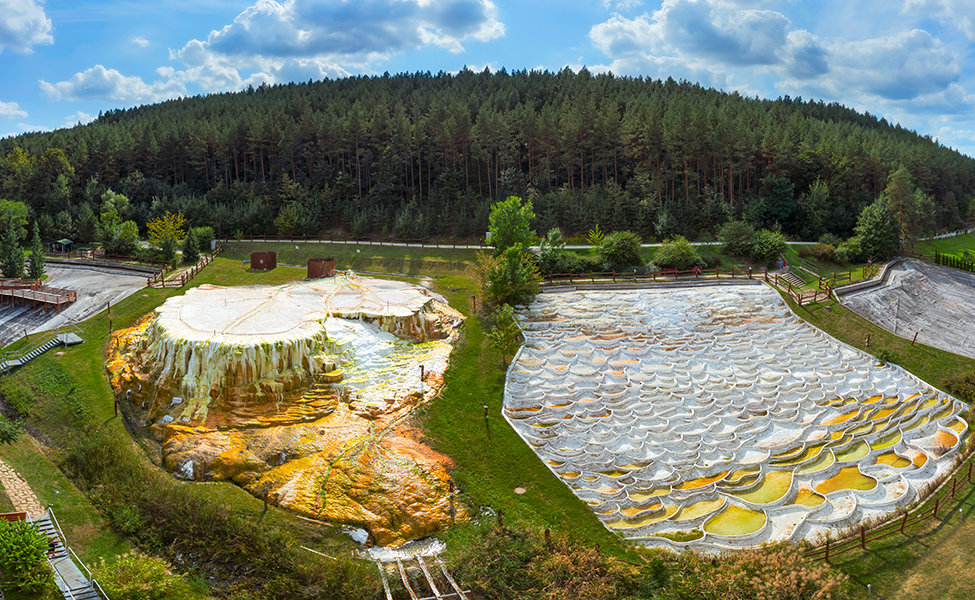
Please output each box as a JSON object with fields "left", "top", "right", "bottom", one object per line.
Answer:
{"left": 914, "top": 233, "right": 975, "bottom": 259}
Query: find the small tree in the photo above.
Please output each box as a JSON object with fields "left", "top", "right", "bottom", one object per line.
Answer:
{"left": 76, "top": 203, "right": 98, "bottom": 243}
{"left": 587, "top": 223, "right": 604, "bottom": 251}
{"left": 717, "top": 220, "right": 756, "bottom": 256}
{"left": 0, "top": 416, "right": 24, "bottom": 446}
{"left": 98, "top": 211, "right": 140, "bottom": 256}
{"left": 537, "top": 228, "right": 569, "bottom": 275}
{"left": 653, "top": 236, "right": 701, "bottom": 271}
{"left": 181, "top": 229, "right": 200, "bottom": 264}
{"left": 0, "top": 213, "right": 24, "bottom": 279}
{"left": 752, "top": 229, "right": 787, "bottom": 267}
{"left": 855, "top": 197, "right": 899, "bottom": 260}
{"left": 489, "top": 304, "right": 522, "bottom": 367}
{"left": 147, "top": 211, "right": 186, "bottom": 262}
{"left": 27, "top": 221, "right": 44, "bottom": 280}
{"left": 488, "top": 196, "right": 536, "bottom": 256}
{"left": 599, "top": 231, "right": 642, "bottom": 269}
{"left": 0, "top": 519, "right": 54, "bottom": 594}
{"left": 486, "top": 243, "right": 541, "bottom": 307}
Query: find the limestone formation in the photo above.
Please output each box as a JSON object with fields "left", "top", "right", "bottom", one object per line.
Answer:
{"left": 504, "top": 284, "right": 967, "bottom": 551}
{"left": 108, "top": 274, "right": 465, "bottom": 545}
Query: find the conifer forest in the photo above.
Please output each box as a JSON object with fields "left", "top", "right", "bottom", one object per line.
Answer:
{"left": 2, "top": 68, "right": 973, "bottom": 242}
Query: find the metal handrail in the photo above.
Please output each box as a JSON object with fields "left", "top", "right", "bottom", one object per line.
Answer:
{"left": 93, "top": 578, "right": 110, "bottom": 599}
{"left": 50, "top": 568, "right": 78, "bottom": 600}
{"left": 69, "top": 547, "right": 93, "bottom": 585}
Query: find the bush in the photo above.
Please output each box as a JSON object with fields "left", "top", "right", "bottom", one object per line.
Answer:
{"left": 819, "top": 233, "right": 843, "bottom": 248}
{"left": 943, "top": 371, "right": 975, "bottom": 404}
{"left": 798, "top": 243, "right": 836, "bottom": 262}
{"left": 94, "top": 554, "right": 207, "bottom": 600}
{"left": 654, "top": 236, "right": 703, "bottom": 271}
{"left": 599, "top": 231, "right": 643, "bottom": 269}
{"left": 717, "top": 220, "right": 756, "bottom": 256}
{"left": 835, "top": 236, "right": 863, "bottom": 264}
{"left": 752, "top": 229, "right": 787, "bottom": 267}
{"left": 874, "top": 348, "right": 897, "bottom": 365}
{"left": 0, "top": 519, "right": 55, "bottom": 595}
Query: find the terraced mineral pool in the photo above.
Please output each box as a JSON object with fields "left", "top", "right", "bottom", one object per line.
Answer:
{"left": 705, "top": 505, "right": 767, "bottom": 536}
{"left": 504, "top": 284, "right": 968, "bottom": 550}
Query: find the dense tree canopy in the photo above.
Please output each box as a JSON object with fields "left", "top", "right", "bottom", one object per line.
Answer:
{"left": 1, "top": 69, "right": 972, "bottom": 244}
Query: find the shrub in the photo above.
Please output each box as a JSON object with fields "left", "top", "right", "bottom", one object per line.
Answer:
{"left": 599, "top": 231, "right": 643, "bottom": 269}
{"left": 752, "top": 229, "right": 787, "bottom": 267}
{"left": 654, "top": 236, "right": 703, "bottom": 271}
{"left": 661, "top": 544, "right": 848, "bottom": 600}
{"left": 874, "top": 348, "right": 897, "bottom": 365}
{"left": 181, "top": 230, "right": 200, "bottom": 264}
{"left": 717, "top": 220, "right": 756, "bottom": 256}
{"left": 93, "top": 554, "right": 207, "bottom": 600}
{"left": 0, "top": 519, "right": 55, "bottom": 595}
{"left": 835, "top": 236, "right": 863, "bottom": 264}
{"left": 798, "top": 243, "right": 836, "bottom": 262}
{"left": 943, "top": 371, "right": 975, "bottom": 403}
{"left": 819, "top": 233, "right": 843, "bottom": 248}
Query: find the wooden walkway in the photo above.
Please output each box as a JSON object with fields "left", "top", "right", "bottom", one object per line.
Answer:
{"left": 0, "top": 279, "right": 76, "bottom": 313}
{"left": 374, "top": 554, "right": 469, "bottom": 600}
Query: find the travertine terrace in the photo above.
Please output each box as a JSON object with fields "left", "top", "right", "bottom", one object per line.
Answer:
{"left": 108, "top": 273, "right": 465, "bottom": 545}
{"left": 504, "top": 284, "right": 967, "bottom": 550}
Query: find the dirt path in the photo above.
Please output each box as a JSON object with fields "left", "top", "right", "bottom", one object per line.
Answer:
{"left": 0, "top": 457, "right": 45, "bottom": 516}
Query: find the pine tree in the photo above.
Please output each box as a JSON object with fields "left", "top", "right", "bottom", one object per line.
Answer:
{"left": 0, "top": 214, "right": 24, "bottom": 279}
{"left": 27, "top": 221, "right": 44, "bottom": 280}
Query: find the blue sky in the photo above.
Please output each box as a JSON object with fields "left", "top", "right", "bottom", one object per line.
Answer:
{"left": 3, "top": 0, "right": 975, "bottom": 157}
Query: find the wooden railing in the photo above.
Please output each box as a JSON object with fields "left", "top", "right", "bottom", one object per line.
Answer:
{"left": 223, "top": 233, "right": 491, "bottom": 249}
{"left": 147, "top": 246, "right": 222, "bottom": 288}
{"left": 763, "top": 270, "right": 831, "bottom": 306}
{"left": 542, "top": 265, "right": 755, "bottom": 285}
{"left": 804, "top": 456, "right": 974, "bottom": 561}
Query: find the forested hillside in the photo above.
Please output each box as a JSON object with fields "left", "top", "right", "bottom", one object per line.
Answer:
{"left": 2, "top": 68, "right": 973, "bottom": 242}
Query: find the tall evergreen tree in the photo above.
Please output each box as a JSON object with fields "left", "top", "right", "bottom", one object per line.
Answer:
{"left": 0, "top": 214, "right": 24, "bottom": 279}
{"left": 27, "top": 221, "right": 44, "bottom": 280}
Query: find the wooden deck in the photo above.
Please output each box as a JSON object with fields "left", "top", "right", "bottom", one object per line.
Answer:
{"left": 0, "top": 279, "right": 76, "bottom": 313}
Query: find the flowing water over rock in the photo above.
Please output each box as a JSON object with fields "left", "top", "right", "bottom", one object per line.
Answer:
{"left": 504, "top": 284, "right": 967, "bottom": 550}
{"left": 108, "top": 274, "right": 465, "bottom": 546}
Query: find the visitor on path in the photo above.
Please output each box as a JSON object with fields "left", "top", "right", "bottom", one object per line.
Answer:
{"left": 780, "top": 257, "right": 787, "bottom": 271}
{"left": 47, "top": 539, "right": 59, "bottom": 558}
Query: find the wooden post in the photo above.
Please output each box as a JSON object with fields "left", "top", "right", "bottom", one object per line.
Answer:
{"left": 967, "top": 462, "right": 972, "bottom": 482}
{"left": 912, "top": 331, "right": 919, "bottom": 346}
{"left": 952, "top": 478, "right": 957, "bottom": 499}
{"left": 544, "top": 528, "right": 551, "bottom": 546}
{"left": 497, "top": 509, "right": 503, "bottom": 529}
{"left": 824, "top": 539, "right": 830, "bottom": 561}
{"left": 860, "top": 526, "right": 866, "bottom": 550}
{"left": 934, "top": 496, "right": 940, "bottom": 518}
{"left": 901, "top": 511, "right": 908, "bottom": 534}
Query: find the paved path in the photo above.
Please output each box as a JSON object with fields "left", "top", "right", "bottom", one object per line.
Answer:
{"left": 0, "top": 457, "right": 45, "bottom": 515}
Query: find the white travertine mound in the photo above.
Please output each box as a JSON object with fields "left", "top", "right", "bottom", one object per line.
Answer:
{"left": 143, "top": 274, "right": 462, "bottom": 425}
{"left": 504, "top": 284, "right": 967, "bottom": 551}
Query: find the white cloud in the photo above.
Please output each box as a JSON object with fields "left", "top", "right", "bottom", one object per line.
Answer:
{"left": 64, "top": 111, "right": 96, "bottom": 127}
{"left": 903, "top": 0, "right": 975, "bottom": 41}
{"left": 170, "top": 0, "right": 504, "bottom": 91}
{"left": 779, "top": 29, "right": 961, "bottom": 102}
{"left": 0, "top": 101, "right": 28, "bottom": 119}
{"left": 589, "top": 0, "right": 826, "bottom": 82}
{"left": 0, "top": 0, "right": 53, "bottom": 54}
{"left": 132, "top": 36, "right": 150, "bottom": 48}
{"left": 39, "top": 65, "right": 186, "bottom": 102}
{"left": 600, "top": 0, "right": 644, "bottom": 10}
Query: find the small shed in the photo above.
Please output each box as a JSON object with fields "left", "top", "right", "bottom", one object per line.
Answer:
{"left": 50, "top": 239, "right": 74, "bottom": 253}
{"left": 250, "top": 251, "right": 277, "bottom": 271}
{"left": 307, "top": 258, "right": 337, "bottom": 279}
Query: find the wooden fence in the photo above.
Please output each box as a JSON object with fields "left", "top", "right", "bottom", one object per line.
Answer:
{"left": 804, "top": 457, "right": 974, "bottom": 561}
{"left": 763, "top": 270, "right": 832, "bottom": 306}
{"left": 147, "top": 246, "right": 222, "bottom": 288}
{"left": 224, "top": 233, "right": 490, "bottom": 249}
{"left": 934, "top": 251, "right": 975, "bottom": 273}
{"left": 542, "top": 265, "right": 755, "bottom": 286}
